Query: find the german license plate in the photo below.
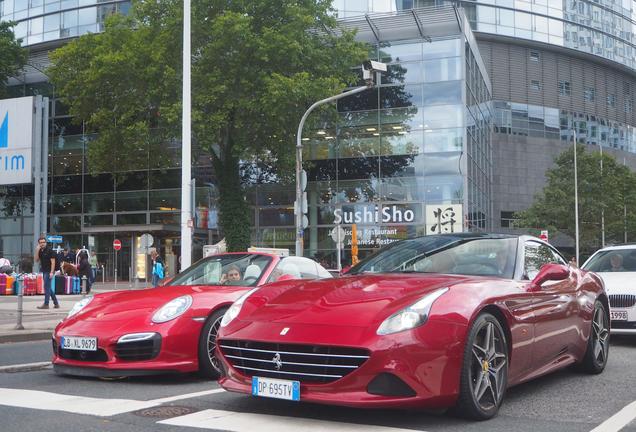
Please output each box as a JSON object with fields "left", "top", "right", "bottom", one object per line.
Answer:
{"left": 60, "top": 336, "right": 97, "bottom": 351}
{"left": 610, "top": 310, "right": 628, "bottom": 321}
{"left": 251, "top": 376, "right": 300, "bottom": 401}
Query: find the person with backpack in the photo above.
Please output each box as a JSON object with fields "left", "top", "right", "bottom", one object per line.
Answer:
{"left": 77, "top": 251, "right": 92, "bottom": 294}
{"left": 151, "top": 249, "right": 164, "bottom": 287}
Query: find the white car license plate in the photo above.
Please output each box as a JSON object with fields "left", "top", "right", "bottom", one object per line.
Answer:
{"left": 251, "top": 376, "right": 300, "bottom": 401}
{"left": 610, "top": 310, "right": 628, "bottom": 321}
{"left": 61, "top": 336, "right": 97, "bottom": 351}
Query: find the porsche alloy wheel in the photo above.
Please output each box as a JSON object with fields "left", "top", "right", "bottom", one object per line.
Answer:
{"left": 579, "top": 300, "right": 610, "bottom": 374}
{"left": 455, "top": 313, "right": 509, "bottom": 420}
{"left": 198, "top": 308, "right": 227, "bottom": 379}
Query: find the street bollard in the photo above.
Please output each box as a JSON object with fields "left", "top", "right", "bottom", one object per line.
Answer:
{"left": 15, "top": 276, "right": 24, "bottom": 330}
{"left": 81, "top": 275, "right": 87, "bottom": 297}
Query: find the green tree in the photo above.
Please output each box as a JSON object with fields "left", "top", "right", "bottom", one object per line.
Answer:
{"left": 48, "top": 0, "right": 368, "bottom": 251}
{"left": 0, "top": 21, "right": 27, "bottom": 97}
{"left": 517, "top": 145, "right": 636, "bottom": 253}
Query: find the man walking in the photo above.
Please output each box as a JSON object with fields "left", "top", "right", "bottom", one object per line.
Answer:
{"left": 34, "top": 236, "right": 59, "bottom": 309}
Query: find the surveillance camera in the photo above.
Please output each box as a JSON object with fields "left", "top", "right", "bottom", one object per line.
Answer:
{"left": 362, "top": 60, "right": 387, "bottom": 73}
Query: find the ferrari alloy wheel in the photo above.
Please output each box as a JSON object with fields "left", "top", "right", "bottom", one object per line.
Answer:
{"left": 579, "top": 300, "right": 610, "bottom": 374}
{"left": 198, "top": 307, "right": 228, "bottom": 379}
{"left": 455, "top": 313, "right": 509, "bottom": 420}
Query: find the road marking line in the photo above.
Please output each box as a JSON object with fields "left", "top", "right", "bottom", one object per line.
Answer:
{"left": 158, "top": 409, "right": 421, "bottom": 432}
{"left": 0, "top": 387, "right": 225, "bottom": 417}
{"left": 590, "top": 401, "right": 636, "bottom": 432}
{"left": 0, "top": 362, "right": 51, "bottom": 372}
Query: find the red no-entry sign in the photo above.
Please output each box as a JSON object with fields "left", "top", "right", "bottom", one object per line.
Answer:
{"left": 113, "top": 239, "right": 122, "bottom": 251}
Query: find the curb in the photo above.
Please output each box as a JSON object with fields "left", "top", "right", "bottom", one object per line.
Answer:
{"left": 0, "top": 331, "right": 53, "bottom": 344}
{"left": 0, "top": 361, "right": 51, "bottom": 373}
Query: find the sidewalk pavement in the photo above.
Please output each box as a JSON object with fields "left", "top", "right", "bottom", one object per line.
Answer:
{"left": 0, "top": 281, "right": 152, "bottom": 344}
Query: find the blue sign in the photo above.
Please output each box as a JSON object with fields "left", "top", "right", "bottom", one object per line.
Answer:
{"left": 0, "top": 113, "right": 7, "bottom": 148}
{"left": 46, "top": 235, "right": 63, "bottom": 243}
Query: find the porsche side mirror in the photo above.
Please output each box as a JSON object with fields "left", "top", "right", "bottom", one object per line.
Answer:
{"left": 530, "top": 263, "right": 570, "bottom": 291}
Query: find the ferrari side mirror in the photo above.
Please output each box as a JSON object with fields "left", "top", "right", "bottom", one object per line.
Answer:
{"left": 530, "top": 263, "right": 570, "bottom": 291}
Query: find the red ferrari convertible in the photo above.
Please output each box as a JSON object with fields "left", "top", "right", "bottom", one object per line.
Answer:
{"left": 216, "top": 234, "right": 609, "bottom": 420}
{"left": 52, "top": 252, "right": 331, "bottom": 378}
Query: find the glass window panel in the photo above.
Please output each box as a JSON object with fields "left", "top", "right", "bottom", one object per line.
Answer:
{"left": 334, "top": 179, "right": 380, "bottom": 203}
{"left": 149, "top": 169, "right": 181, "bottom": 189}
{"left": 14, "top": 21, "right": 27, "bottom": 39}
{"left": 52, "top": 193, "right": 82, "bottom": 214}
{"left": 423, "top": 57, "right": 461, "bottom": 82}
{"left": 381, "top": 62, "right": 424, "bottom": 85}
{"left": 477, "top": 5, "right": 496, "bottom": 24}
{"left": 422, "top": 38, "right": 461, "bottom": 59}
{"left": 337, "top": 88, "right": 379, "bottom": 112}
{"left": 52, "top": 155, "right": 82, "bottom": 175}
{"left": 422, "top": 174, "right": 463, "bottom": 202}
{"left": 515, "top": 11, "right": 532, "bottom": 30}
{"left": 258, "top": 207, "right": 294, "bottom": 226}
{"left": 380, "top": 177, "right": 424, "bottom": 201}
{"left": 149, "top": 189, "right": 180, "bottom": 211}
{"left": 44, "top": 1, "right": 60, "bottom": 12}
{"left": 380, "top": 154, "right": 420, "bottom": 178}
{"left": 424, "top": 128, "right": 463, "bottom": 152}
{"left": 0, "top": 218, "right": 23, "bottom": 235}
{"left": 423, "top": 152, "right": 462, "bottom": 176}
{"left": 339, "top": 126, "right": 380, "bottom": 158}
{"left": 115, "top": 171, "right": 148, "bottom": 191}
{"left": 77, "top": 5, "right": 95, "bottom": 25}
{"left": 60, "top": 0, "right": 78, "bottom": 8}
{"left": 84, "top": 214, "right": 113, "bottom": 226}
{"left": 339, "top": 110, "right": 378, "bottom": 127}
{"left": 116, "top": 213, "right": 146, "bottom": 225}
{"left": 255, "top": 184, "right": 294, "bottom": 206}
{"left": 62, "top": 9, "right": 77, "bottom": 29}
{"left": 29, "top": 16, "right": 43, "bottom": 34}
{"left": 83, "top": 173, "right": 113, "bottom": 192}
{"left": 380, "top": 107, "right": 424, "bottom": 131}
{"left": 52, "top": 175, "right": 82, "bottom": 194}
{"left": 380, "top": 43, "right": 422, "bottom": 63}
{"left": 83, "top": 192, "right": 114, "bottom": 213}
{"left": 305, "top": 159, "right": 336, "bottom": 181}
{"left": 549, "top": 18, "right": 563, "bottom": 36}
{"left": 51, "top": 215, "right": 81, "bottom": 232}
{"left": 534, "top": 15, "right": 548, "bottom": 33}
{"left": 43, "top": 13, "right": 59, "bottom": 32}
{"left": 150, "top": 212, "right": 179, "bottom": 224}
{"left": 422, "top": 105, "right": 463, "bottom": 129}
{"left": 498, "top": 8, "right": 514, "bottom": 25}
{"left": 338, "top": 156, "right": 379, "bottom": 181}
{"left": 116, "top": 191, "right": 147, "bottom": 212}
{"left": 380, "top": 130, "right": 423, "bottom": 156}
{"left": 380, "top": 84, "right": 422, "bottom": 108}
{"left": 422, "top": 81, "right": 462, "bottom": 105}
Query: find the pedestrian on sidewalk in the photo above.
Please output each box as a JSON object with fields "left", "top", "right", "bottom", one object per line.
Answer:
{"left": 34, "top": 236, "right": 59, "bottom": 309}
{"left": 151, "top": 249, "right": 164, "bottom": 288}
{"left": 77, "top": 251, "right": 92, "bottom": 294}
{"left": 89, "top": 250, "right": 98, "bottom": 285}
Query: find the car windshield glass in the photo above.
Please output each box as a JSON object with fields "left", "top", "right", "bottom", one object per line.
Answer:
{"left": 348, "top": 236, "right": 518, "bottom": 278}
{"left": 582, "top": 250, "right": 636, "bottom": 273}
{"left": 168, "top": 254, "right": 272, "bottom": 287}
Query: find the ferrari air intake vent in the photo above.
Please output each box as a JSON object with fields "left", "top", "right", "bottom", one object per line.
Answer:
{"left": 218, "top": 339, "right": 369, "bottom": 384}
{"left": 115, "top": 334, "right": 162, "bottom": 361}
{"left": 609, "top": 295, "right": 636, "bottom": 308}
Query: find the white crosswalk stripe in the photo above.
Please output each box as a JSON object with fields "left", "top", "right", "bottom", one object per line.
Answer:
{"left": 158, "top": 408, "right": 422, "bottom": 432}
{"left": 0, "top": 387, "right": 225, "bottom": 417}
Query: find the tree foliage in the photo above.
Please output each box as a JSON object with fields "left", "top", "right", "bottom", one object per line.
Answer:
{"left": 517, "top": 145, "right": 636, "bottom": 253}
{"left": 0, "top": 21, "right": 27, "bottom": 97}
{"left": 48, "top": 0, "right": 368, "bottom": 251}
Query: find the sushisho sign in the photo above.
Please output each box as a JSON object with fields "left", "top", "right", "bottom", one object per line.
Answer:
{"left": 0, "top": 97, "right": 34, "bottom": 185}
{"left": 333, "top": 205, "right": 416, "bottom": 224}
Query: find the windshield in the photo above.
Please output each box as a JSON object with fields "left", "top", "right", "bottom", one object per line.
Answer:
{"left": 168, "top": 254, "right": 273, "bottom": 287}
{"left": 582, "top": 249, "right": 636, "bottom": 273}
{"left": 348, "top": 236, "right": 518, "bottom": 278}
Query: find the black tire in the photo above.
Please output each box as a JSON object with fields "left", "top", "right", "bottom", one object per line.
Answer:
{"left": 197, "top": 307, "right": 227, "bottom": 379}
{"left": 578, "top": 300, "right": 610, "bottom": 374}
{"left": 454, "top": 313, "right": 509, "bottom": 420}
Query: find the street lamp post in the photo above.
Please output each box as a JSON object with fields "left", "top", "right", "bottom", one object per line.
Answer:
{"left": 573, "top": 128, "right": 580, "bottom": 266}
{"left": 294, "top": 62, "right": 386, "bottom": 257}
{"left": 180, "top": 0, "right": 192, "bottom": 270}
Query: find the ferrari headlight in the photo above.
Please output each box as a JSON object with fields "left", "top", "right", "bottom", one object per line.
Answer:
{"left": 152, "top": 295, "right": 193, "bottom": 323}
{"left": 377, "top": 288, "right": 448, "bottom": 335}
{"left": 220, "top": 288, "right": 258, "bottom": 327}
{"left": 67, "top": 296, "right": 93, "bottom": 318}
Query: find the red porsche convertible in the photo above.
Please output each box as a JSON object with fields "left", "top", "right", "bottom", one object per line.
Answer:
{"left": 216, "top": 234, "right": 609, "bottom": 420}
{"left": 52, "top": 252, "right": 331, "bottom": 378}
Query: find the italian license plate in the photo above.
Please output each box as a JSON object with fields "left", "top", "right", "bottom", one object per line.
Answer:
{"left": 251, "top": 376, "right": 300, "bottom": 401}
{"left": 60, "top": 336, "right": 97, "bottom": 351}
{"left": 610, "top": 310, "right": 628, "bottom": 321}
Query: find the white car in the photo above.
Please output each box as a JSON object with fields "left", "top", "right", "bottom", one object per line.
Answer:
{"left": 582, "top": 245, "right": 636, "bottom": 334}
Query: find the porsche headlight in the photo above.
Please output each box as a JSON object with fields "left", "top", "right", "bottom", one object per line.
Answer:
{"left": 152, "top": 295, "right": 193, "bottom": 323}
{"left": 377, "top": 288, "right": 449, "bottom": 335}
{"left": 220, "top": 288, "right": 258, "bottom": 327}
{"left": 67, "top": 296, "right": 93, "bottom": 318}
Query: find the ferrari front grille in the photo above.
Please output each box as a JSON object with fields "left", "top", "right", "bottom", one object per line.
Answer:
{"left": 609, "top": 294, "right": 636, "bottom": 308}
{"left": 218, "top": 339, "right": 370, "bottom": 384}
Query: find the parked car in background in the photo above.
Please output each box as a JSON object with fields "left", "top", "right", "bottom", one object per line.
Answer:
{"left": 217, "top": 234, "right": 609, "bottom": 420}
{"left": 582, "top": 244, "right": 636, "bottom": 334}
{"left": 52, "top": 251, "right": 331, "bottom": 378}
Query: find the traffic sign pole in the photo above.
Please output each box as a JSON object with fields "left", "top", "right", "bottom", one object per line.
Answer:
{"left": 113, "top": 239, "right": 121, "bottom": 288}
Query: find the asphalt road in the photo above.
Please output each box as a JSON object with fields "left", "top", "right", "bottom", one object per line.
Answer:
{"left": 0, "top": 338, "right": 634, "bottom": 432}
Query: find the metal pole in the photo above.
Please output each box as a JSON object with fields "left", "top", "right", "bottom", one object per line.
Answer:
{"left": 625, "top": 157, "right": 628, "bottom": 243}
{"left": 15, "top": 277, "right": 24, "bottom": 330}
{"left": 180, "top": 0, "right": 193, "bottom": 268}
{"left": 573, "top": 129, "right": 580, "bottom": 266}
{"left": 114, "top": 250, "right": 118, "bottom": 289}
{"left": 295, "top": 85, "right": 371, "bottom": 257}
{"left": 600, "top": 143, "right": 605, "bottom": 247}
{"left": 336, "top": 226, "right": 342, "bottom": 272}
